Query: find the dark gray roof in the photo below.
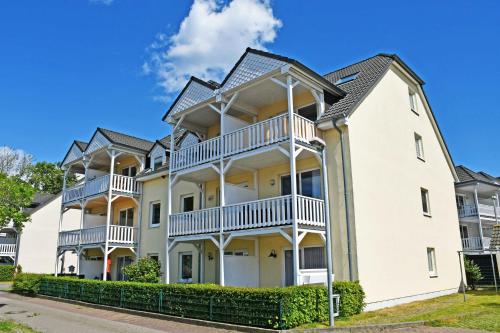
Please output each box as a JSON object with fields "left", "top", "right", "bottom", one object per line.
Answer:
{"left": 74, "top": 141, "right": 88, "bottom": 151}
{"left": 98, "top": 128, "right": 154, "bottom": 152}
{"left": 24, "top": 192, "right": 58, "bottom": 215}
{"left": 455, "top": 165, "right": 499, "bottom": 185}
{"left": 154, "top": 129, "right": 189, "bottom": 152}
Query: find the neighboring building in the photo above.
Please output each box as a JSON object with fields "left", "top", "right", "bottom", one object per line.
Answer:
{"left": 58, "top": 49, "right": 463, "bottom": 310}
{"left": 17, "top": 193, "right": 79, "bottom": 273}
{"left": 454, "top": 165, "right": 499, "bottom": 284}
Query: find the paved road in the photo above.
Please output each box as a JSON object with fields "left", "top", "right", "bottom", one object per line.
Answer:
{"left": 0, "top": 292, "right": 236, "bottom": 333}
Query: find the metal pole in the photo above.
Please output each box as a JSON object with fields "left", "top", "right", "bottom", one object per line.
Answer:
{"left": 458, "top": 251, "right": 466, "bottom": 302}
{"left": 321, "top": 148, "right": 334, "bottom": 327}
{"left": 490, "top": 253, "right": 498, "bottom": 294}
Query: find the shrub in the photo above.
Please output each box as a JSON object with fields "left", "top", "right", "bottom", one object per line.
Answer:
{"left": 464, "top": 257, "right": 483, "bottom": 290}
{"left": 36, "top": 277, "right": 365, "bottom": 329}
{"left": 0, "top": 266, "right": 15, "bottom": 281}
{"left": 122, "top": 258, "right": 160, "bottom": 283}
{"left": 12, "top": 273, "right": 47, "bottom": 295}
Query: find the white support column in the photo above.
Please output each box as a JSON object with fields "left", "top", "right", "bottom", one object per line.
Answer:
{"left": 165, "top": 126, "right": 177, "bottom": 284}
{"left": 77, "top": 200, "right": 85, "bottom": 275}
{"left": 473, "top": 186, "right": 485, "bottom": 248}
{"left": 287, "top": 75, "right": 300, "bottom": 285}
{"left": 219, "top": 99, "right": 226, "bottom": 286}
{"left": 102, "top": 150, "right": 116, "bottom": 281}
{"left": 55, "top": 169, "right": 69, "bottom": 276}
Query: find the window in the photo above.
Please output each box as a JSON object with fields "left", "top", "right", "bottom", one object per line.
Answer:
{"left": 148, "top": 254, "right": 159, "bottom": 263}
{"left": 153, "top": 156, "right": 163, "bottom": 170}
{"left": 119, "top": 208, "right": 134, "bottom": 227}
{"left": 224, "top": 249, "right": 249, "bottom": 256}
{"left": 150, "top": 202, "right": 161, "bottom": 227}
{"left": 456, "top": 195, "right": 466, "bottom": 209}
{"left": 414, "top": 133, "right": 425, "bottom": 160}
{"left": 421, "top": 188, "right": 431, "bottom": 216}
{"left": 121, "top": 166, "right": 137, "bottom": 177}
{"left": 335, "top": 72, "right": 359, "bottom": 85}
{"left": 281, "top": 169, "right": 321, "bottom": 199}
{"left": 459, "top": 225, "right": 469, "bottom": 239}
{"left": 297, "top": 104, "right": 317, "bottom": 121}
{"left": 181, "top": 195, "right": 194, "bottom": 212}
{"left": 409, "top": 89, "right": 418, "bottom": 114}
{"left": 299, "top": 246, "right": 326, "bottom": 269}
{"left": 427, "top": 248, "right": 437, "bottom": 277}
{"left": 179, "top": 252, "right": 193, "bottom": 283}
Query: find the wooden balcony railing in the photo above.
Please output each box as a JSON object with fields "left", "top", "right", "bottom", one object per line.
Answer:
{"left": 62, "top": 174, "right": 140, "bottom": 204}
{"left": 171, "top": 114, "right": 321, "bottom": 172}
{"left": 58, "top": 225, "right": 137, "bottom": 247}
{"left": 0, "top": 244, "right": 17, "bottom": 256}
{"left": 169, "top": 195, "right": 325, "bottom": 237}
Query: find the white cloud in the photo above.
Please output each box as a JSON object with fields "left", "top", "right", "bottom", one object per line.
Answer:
{"left": 144, "top": 0, "right": 282, "bottom": 97}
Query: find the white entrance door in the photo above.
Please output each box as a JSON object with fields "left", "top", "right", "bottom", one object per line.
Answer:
{"left": 224, "top": 256, "right": 259, "bottom": 287}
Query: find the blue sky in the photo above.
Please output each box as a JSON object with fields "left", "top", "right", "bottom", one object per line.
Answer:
{"left": 0, "top": 0, "right": 498, "bottom": 175}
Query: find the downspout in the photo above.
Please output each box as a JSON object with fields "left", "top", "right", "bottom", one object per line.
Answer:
{"left": 332, "top": 116, "right": 353, "bottom": 281}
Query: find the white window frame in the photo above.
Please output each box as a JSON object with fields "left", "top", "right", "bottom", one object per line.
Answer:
{"left": 149, "top": 201, "right": 161, "bottom": 228}
{"left": 152, "top": 154, "right": 163, "bottom": 170}
{"left": 280, "top": 168, "right": 322, "bottom": 198}
{"left": 427, "top": 247, "right": 438, "bottom": 277}
{"left": 299, "top": 245, "right": 327, "bottom": 271}
{"left": 118, "top": 207, "right": 134, "bottom": 227}
{"left": 414, "top": 133, "right": 425, "bottom": 161}
{"left": 147, "top": 253, "right": 160, "bottom": 263}
{"left": 180, "top": 194, "right": 195, "bottom": 212}
{"left": 224, "top": 249, "right": 249, "bottom": 256}
{"left": 455, "top": 194, "right": 466, "bottom": 208}
{"left": 409, "top": 88, "right": 418, "bottom": 115}
{"left": 121, "top": 165, "right": 137, "bottom": 177}
{"left": 421, "top": 187, "right": 431, "bottom": 217}
{"left": 179, "top": 251, "right": 193, "bottom": 283}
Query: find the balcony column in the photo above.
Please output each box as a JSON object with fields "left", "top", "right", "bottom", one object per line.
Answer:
{"left": 165, "top": 123, "right": 179, "bottom": 284}
{"left": 286, "top": 75, "right": 300, "bottom": 285}
{"left": 495, "top": 192, "right": 500, "bottom": 225}
{"left": 102, "top": 149, "right": 117, "bottom": 281}
{"left": 76, "top": 199, "right": 86, "bottom": 275}
{"left": 219, "top": 99, "right": 226, "bottom": 286}
{"left": 55, "top": 168, "right": 69, "bottom": 276}
{"left": 473, "top": 186, "right": 485, "bottom": 248}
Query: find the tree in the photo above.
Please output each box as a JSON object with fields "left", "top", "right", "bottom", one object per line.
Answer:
{"left": 26, "top": 162, "right": 75, "bottom": 194}
{"left": 0, "top": 173, "right": 35, "bottom": 230}
{"left": 0, "top": 146, "right": 32, "bottom": 178}
{"left": 464, "top": 257, "right": 483, "bottom": 290}
{"left": 123, "top": 258, "right": 161, "bottom": 283}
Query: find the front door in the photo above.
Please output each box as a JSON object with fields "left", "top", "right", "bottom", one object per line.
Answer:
{"left": 284, "top": 250, "right": 294, "bottom": 286}
{"left": 116, "top": 256, "right": 133, "bottom": 281}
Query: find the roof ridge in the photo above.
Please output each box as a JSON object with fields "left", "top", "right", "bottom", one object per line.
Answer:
{"left": 98, "top": 127, "right": 154, "bottom": 144}
{"left": 322, "top": 54, "right": 384, "bottom": 77}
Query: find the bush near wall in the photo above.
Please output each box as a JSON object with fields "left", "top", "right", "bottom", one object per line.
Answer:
{"left": 12, "top": 273, "right": 47, "bottom": 295}
{"left": 0, "top": 266, "right": 15, "bottom": 281}
{"left": 35, "top": 277, "right": 364, "bottom": 329}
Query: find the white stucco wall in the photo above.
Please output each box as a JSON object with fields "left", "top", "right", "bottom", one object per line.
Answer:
{"left": 17, "top": 194, "right": 80, "bottom": 273}
{"left": 345, "top": 65, "right": 462, "bottom": 309}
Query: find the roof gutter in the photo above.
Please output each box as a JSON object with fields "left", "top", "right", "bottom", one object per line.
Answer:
{"left": 332, "top": 115, "right": 354, "bottom": 281}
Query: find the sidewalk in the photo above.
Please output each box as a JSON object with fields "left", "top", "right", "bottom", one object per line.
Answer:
{"left": 0, "top": 291, "right": 236, "bottom": 333}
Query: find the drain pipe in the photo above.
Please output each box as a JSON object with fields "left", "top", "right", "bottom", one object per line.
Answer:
{"left": 333, "top": 116, "right": 353, "bottom": 281}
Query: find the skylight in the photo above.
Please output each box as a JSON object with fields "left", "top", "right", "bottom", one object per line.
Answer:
{"left": 335, "top": 72, "right": 359, "bottom": 85}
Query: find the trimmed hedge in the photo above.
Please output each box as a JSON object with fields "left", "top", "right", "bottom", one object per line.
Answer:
{"left": 12, "top": 273, "right": 47, "bottom": 295}
{"left": 37, "top": 277, "right": 364, "bottom": 329}
{"left": 0, "top": 265, "right": 15, "bottom": 281}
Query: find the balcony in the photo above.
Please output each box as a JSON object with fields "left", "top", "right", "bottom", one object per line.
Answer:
{"left": 462, "top": 236, "right": 491, "bottom": 251}
{"left": 58, "top": 225, "right": 137, "bottom": 248}
{"left": 171, "top": 114, "right": 320, "bottom": 172}
{"left": 457, "top": 204, "right": 500, "bottom": 219}
{"left": 169, "top": 195, "right": 325, "bottom": 237}
{"left": 0, "top": 244, "right": 16, "bottom": 256}
{"left": 62, "top": 174, "right": 141, "bottom": 204}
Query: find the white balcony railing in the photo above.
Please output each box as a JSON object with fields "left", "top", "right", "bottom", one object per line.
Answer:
{"left": 461, "top": 236, "right": 492, "bottom": 250}
{"left": 171, "top": 114, "right": 321, "bottom": 172}
{"left": 458, "top": 204, "right": 500, "bottom": 219}
{"left": 169, "top": 195, "right": 325, "bottom": 237}
{"left": 58, "top": 225, "right": 137, "bottom": 247}
{"left": 478, "top": 204, "right": 500, "bottom": 218}
{"left": 62, "top": 174, "right": 140, "bottom": 204}
{"left": 0, "top": 244, "right": 17, "bottom": 256}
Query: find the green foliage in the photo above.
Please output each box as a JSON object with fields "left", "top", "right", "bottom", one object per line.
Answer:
{"left": 122, "top": 258, "right": 160, "bottom": 283}
{"left": 0, "top": 173, "right": 35, "bottom": 230}
{"left": 332, "top": 281, "right": 365, "bottom": 317}
{"left": 37, "top": 277, "right": 365, "bottom": 329}
{"left": 464, "top": 258, "right": 483, "bottom": 290}
{"left": 12, "top": 273, "right": 47, "bottom": 295}
{"left": 0, "top": 266, "right": 15, "bottom": 281}
{"left": 26, "top": 162, "right": 76, "bottom": 195}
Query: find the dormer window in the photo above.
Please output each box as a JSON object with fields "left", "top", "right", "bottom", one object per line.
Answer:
{"left": 335, "top": 72, "right": 359, "bottom": 85}
{"left": 153, "top": 155, "right": 163, "bottom": 170}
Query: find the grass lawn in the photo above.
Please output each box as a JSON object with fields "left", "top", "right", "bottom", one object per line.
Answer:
{"left": 0, "top": 320, "right": 39, "bottom": 333}
{"left": 301, "top": 290, "right": 500, "bottom": 332}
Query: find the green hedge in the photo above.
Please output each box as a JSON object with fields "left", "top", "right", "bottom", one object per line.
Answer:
{"left": 37, "top": 277, "right": 364, "bottom": 329}
{"left": 12, "top": 273, "right": 47, "bottom": 295}
{"left": 0, "top": 266, "right": 15, "bottom": 281}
